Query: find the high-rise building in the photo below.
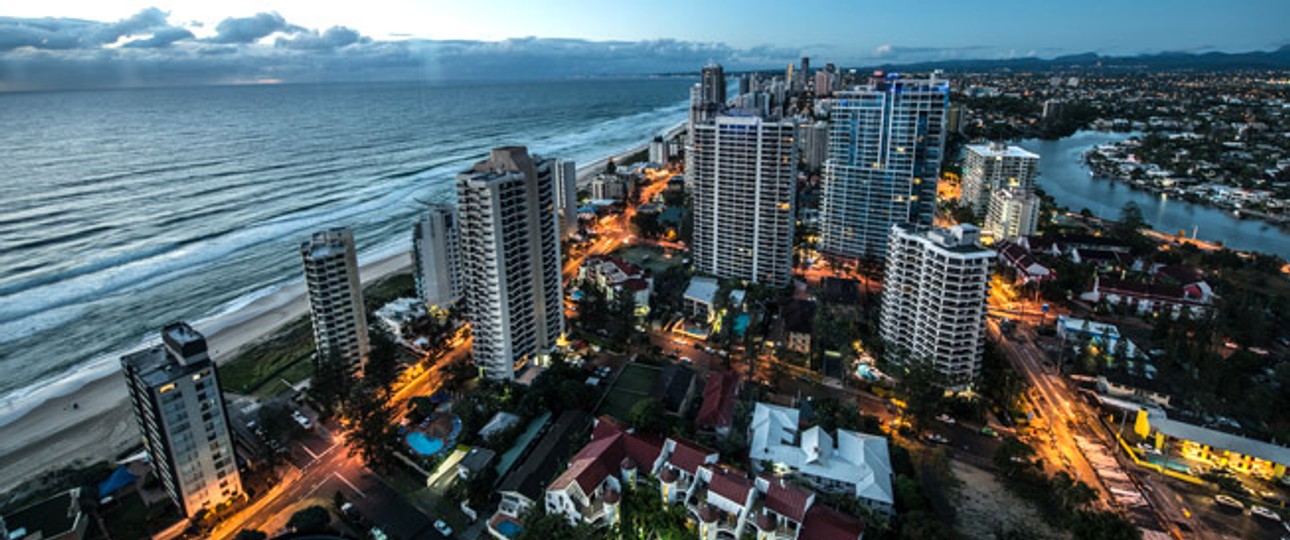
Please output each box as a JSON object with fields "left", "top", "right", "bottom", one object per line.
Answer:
{"left": 121, "top": 323, "right": 242, "bottom": 517}
{"left": 301, "top": 228, "right": 370, "bottom": 374}
{"left": 880, "top": 224, "right": 993, "bottom": 387}
{"left": 413, "top": 204, "right": 462, "bottom": 309}
{"left": 1042, "top": 99, "right": 1065, "bottom": 119}
{"left": 798, "top": 120, "right": 829, "bottom": 172}
{"left": 983, "top": 189, "right": 1042, "bottom": 241}
{"left": 457, "top": 146, "right": 564, "bottom": 380}
{"left": 819, "top": 74, "right": 950, "bottom": 260}
{"left": 689, "top": 114, "right": 797, "bottom": 286}
{"left": 946, "top": 104, "right": 966, "bottom": 135}
{"left": 649, "top": 136, "right": 670, "bottom": 165}
{"left": 960, "top": 143, "right": 1039, "bottom": 216}
{"left": 554, "top": 159, "right": 578, "bottom": 236}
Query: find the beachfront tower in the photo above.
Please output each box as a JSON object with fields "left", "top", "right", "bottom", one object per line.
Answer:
{"left": 689, "top": 64, "right": 727, "bottom": 133}
{"left": 689, "top": 113, "right": 798, "bottom": 286}
{"left": 301, "top": 227, "right": 370, "bottom": 375}
{"left": 554, "top": 159, "right": 578, "bottom": 237}
{"left": 879, "top": 224, "right": 993, "bottom": 389}
{"left": 412, "top": 204, "right": 462, "bottom": 309}
{"left": 120, "top": 323, "right": 243, "bottom": 517}
{"left": 819, "top": 74, "right": 949, "bottom": 262}
{"left": 457, "top": 146, "right": 564, "bottom": 381}
{"left": 960, "top": 143, "right": 1040, "bottom": 217}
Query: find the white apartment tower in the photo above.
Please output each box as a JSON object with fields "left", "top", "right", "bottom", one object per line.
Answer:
{"left": 301, "top": 228, "right": 370, "bottom": 375}
{"left": 690, "top": 114, "right": 797, "bottom": 286}
{"left": 880, "top": 224, "right": 993, "bottom": 388}
{"left": 820, "top": 75, "right": 949, "bottom": 261}
{"left": 984, "top": 189, "right": 1042, "bottom": 241}
{"left": 121, "top": 323, "right": 242, "bottom": 517}
{"left": 457, "top": 147, "right": 564, "bottom": 381}
{"left": 960, "top": 143, "right": 1039, "bottom": 216}
{"left": 412, "top": 204, "right": 462, "bottom": 309}
{"left": 554, "top": 159, "right": 578, "bottom": 237}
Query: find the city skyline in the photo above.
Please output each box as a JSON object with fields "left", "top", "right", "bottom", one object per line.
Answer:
{"left": 3, "top": 1, "right": 1290, "bottom": 91}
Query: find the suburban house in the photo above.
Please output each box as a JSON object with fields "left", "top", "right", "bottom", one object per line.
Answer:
{"left": 684, "top": 277, "right": 721, "bottom": 321}
{"left": 781, "top": 299, "right": 816, "bottom": 355}
{"left": 749, "top": 403, "right": 895, "bottom": 515}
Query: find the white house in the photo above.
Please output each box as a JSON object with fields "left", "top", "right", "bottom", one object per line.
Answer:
{"left": 749, "top": 403, "right": 894, "bottom": 515}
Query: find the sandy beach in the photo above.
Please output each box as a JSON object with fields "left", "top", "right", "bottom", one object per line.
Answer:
{"left": 0, "top": 252, "right": 410, "bottom": 496}
{"left": 0, "top": 130, "right": 685, "bottom": 496}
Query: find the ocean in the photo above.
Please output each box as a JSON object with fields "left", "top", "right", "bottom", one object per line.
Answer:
{"left": 0, "top": 78, "right": 693, "bottom": 412}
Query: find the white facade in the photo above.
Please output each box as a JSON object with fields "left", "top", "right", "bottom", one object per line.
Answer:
{"left": 983, "top": 188, "right": 1042, "bottom": 241}
{"left": 689, "top": 114, "right": 797, "bottom": 286}
{"left": 412, "top": 204, "right": 462, "bottom": 309}
{"left": 121, "top": 323, "right": 241, "bottom": 517}
{"left": 820, "top": 76, "right": 949, "bottom": 260}
{"left": 457, "top": 147, "right": 565, "bottom": 381}
{"left": 301, "top": 228, "right": 370, "bottom": 375}
{"left": 749, "top": 403, "right": 894, "bottom": 515}
{"left": 554, "top": 159, "right": 578, "bottom": 237}
{"left": 880, "top": 224, "right": 993, "bottom": 386}
{"left": 797, "top": 120, "right": 828, "bottom": 172}
{"left": 649, "top": 136, "right": 671, "bottom": 164}
{"left": 961, "top": 143, "right": 1039, "bottom": 216}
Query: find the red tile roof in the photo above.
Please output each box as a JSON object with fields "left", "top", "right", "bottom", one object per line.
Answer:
{"left": 548, "top": 417, "right": 663, "bottom": 495}
{"left": 666, "top": 437, "right": 714, "bottom": 474}
{"left": 800, "top": 505, "right": 864, "bottom": 540}
{"left": 705, "top": 467, "right": 753, "bottom": 506}
{"left": 762, "top": 477, "right": 813, "bottom": 523}
{"left": 695, "top": 371, "right": 739, "bottom": 430}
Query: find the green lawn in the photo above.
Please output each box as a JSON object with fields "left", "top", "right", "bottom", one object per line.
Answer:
{"left": 217, "top": 317, "right": 315, "bottom": 394}
{"left": 596, "top": 363, "right": 661, "bottom": 420}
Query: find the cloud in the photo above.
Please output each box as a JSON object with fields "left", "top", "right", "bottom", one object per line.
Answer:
{"left": 275, "top": 26, "right": 366, "bottom": 51}
{"left": 122, "top": 27, "right": 194, "bottom": 49}
{"left": 0, "top": 8, "right": 183, "bottom": 52}
{"left": 873, "top": 43, "right": 992, "bottom": 61}
{"left": 208, "top": 12, "right": 300, "bottom": 44}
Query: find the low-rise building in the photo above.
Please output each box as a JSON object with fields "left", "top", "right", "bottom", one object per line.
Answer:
{"left": 684, "top": 277, "right": 721, "bottom": 321}
{"left": 996, "top": 241, "right": 1052, "bottom": 284}
{"left": 578, "top": 255, "right": 653, "bottom": 315}
{"left": 1, "top": 489, "right": 88, "bottom": 540}
{"left": 1085, "top": 276, "right": 1212, "bottom": 319}
{"left": 489, "top": 410, "right": 591, "bottom": 539}
{"left": 781, "top": 299, "right": 816, "bottom": 355}
{"left": 749, "top": 402, "right": 894, "bottom": 515}
{"left": 1125, "top": 406, "right": 1290, "bottom": 480}
{"left": 1055, "top": 315, "right": 1142, "bottom": 359}
{"left": 544, "top": 417, "right": 664, "bottom": 528}
{"left": 372, "top": 297, "right": 426, "bottom": 339}
{"left": 695, "top": 371, "right": 739, "bottom": 436}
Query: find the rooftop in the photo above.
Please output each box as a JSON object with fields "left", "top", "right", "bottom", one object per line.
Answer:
{"left": 782, "top": 299, "right": 816, "bottom": 334}
{"left": 2, "top": 488, "right": 84, "bottom": 540}
{"left": 967, "top": 143, "right": 1040, "bottom": 159}
{"left": 498, "top": 410, "right": 592, "bottom": 501}
{"left": 695, "top": 371, "right": 739, "bottom": 430}
{"left": 749, "top": 402, "right": 893, "bottom": 505}
{"left": 683, "top": 277, "right": 720, "bottom": 306}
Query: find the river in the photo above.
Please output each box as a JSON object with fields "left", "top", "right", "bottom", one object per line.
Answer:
{"left": 1016, "top": 131, "right": 1290, "bottom": 260}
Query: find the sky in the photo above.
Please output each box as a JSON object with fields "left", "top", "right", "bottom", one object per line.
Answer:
{"left": 1, "top": 0, "right": 1287, "bottom": 91}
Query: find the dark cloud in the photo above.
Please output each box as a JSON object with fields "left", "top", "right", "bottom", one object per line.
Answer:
{"left": 122, "top": 27, "right": 194, "bottom": 49}
{"left": 275, "top": 26, "right": 365, "bottom": 51}
{"left": 208, "top": 12, "right": 300, "bottom": 44}
{"left": 0, "top": 9, "right": 181, "bottom": 52}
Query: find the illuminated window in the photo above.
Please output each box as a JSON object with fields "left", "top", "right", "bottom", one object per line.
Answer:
{"left": 159, "top": 383, "right": 176, "bottom": 394}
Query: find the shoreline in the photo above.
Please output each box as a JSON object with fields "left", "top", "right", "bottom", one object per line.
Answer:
{"left": 0, "top": 251, "right": 410, "bottom": 496}
{"left": 0, "top": 126, "right": 686, "bottom": 496}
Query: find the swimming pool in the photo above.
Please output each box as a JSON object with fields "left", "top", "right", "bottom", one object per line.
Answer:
{"left": 495, "top": 519, "right": 523, "bottom": 538}
{"left": 732, "top": 314, "right": 750, "bottom": 336}
{"left": 407, "top": 432, "right": 445, "bottom": 456}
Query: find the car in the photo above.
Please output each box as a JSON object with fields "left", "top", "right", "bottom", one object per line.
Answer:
{"left": 922, "top": 433, "right": 949, "bottom": 444}
{"left": 292, "top": 410, "right": 312, "bottom": 430}
{"left": 1251, "top": 505, "right": 1282, "bottom": 522}
{"left": 936, "top": 414, "right": 956, "bottom": 425}
{"left": 1215, "top": 494, "right": 1244, "bottom": 510}
{"left": 434, "top": 519, "right": 454, "bottom": 536}
{"left": 679, "top": 357, "right": 693, "bottom": 365}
